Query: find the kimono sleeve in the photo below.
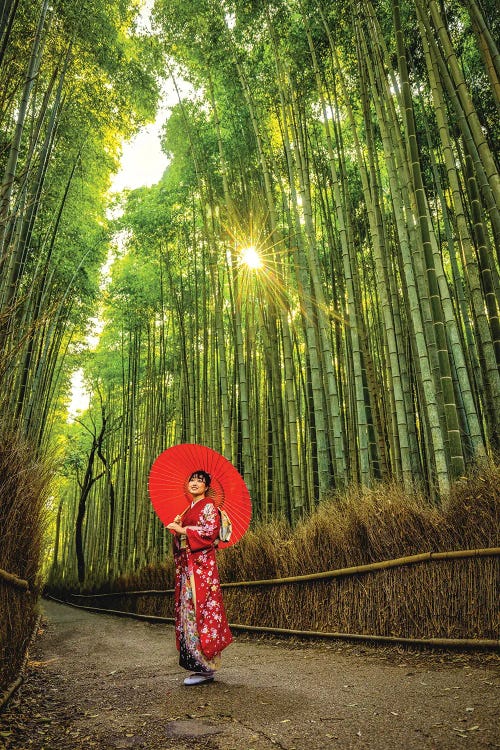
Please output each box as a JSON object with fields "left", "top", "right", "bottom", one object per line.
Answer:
{"left": 185, "top": 502, "right": 220, "bottom": 552}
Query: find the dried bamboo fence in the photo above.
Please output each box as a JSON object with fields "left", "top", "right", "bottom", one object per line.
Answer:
{"left": 0, "top": 568, "right": 37, "bottom": 710}
{"left": 54, "top": 547, "right": 500, "bottom": 650}
{"left": 0, "top": 433, "right": 48, "bottom": 700}
{"left": 0, "top": 615, "right": 40, "bottom": 711}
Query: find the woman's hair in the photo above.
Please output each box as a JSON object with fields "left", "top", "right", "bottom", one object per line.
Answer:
{"left": 188, "top": 469, "right": 211, "bottom": 487}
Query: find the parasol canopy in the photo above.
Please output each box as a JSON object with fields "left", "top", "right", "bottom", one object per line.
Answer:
{"left": 148, "top": 443, "right": 252, "bottom": 547}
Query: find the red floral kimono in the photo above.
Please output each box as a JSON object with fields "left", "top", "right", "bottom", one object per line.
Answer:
{"left": 173, "top": 498, "right": 232, "bottom": 673}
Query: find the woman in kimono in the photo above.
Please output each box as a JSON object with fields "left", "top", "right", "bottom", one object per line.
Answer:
{"left": 167, "top": 470, "right": 232, "bottom": 685}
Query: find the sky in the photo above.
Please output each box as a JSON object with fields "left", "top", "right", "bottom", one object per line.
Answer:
{"left": 109, "top": 0, "right": 197, "bottom": 192}
{"left": 109, "top": 72, "right": 194, "bottom": 193}
{"left": 110, "top": 119, "right": 169, "bottom": 193}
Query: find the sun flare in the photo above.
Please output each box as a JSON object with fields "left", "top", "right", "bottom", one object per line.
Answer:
{"left": 239, "top": 245, "right": 263, "bottom": 269}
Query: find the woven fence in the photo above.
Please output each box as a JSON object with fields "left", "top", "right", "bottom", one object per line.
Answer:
{"left": 0, "top": 433, "right": 48, "bottom": 698}
{"left": 62, "top": 547, "right": 500, "bottom": 648}
{"left": 0, "top": 568, "right": 38, "bottom": 701}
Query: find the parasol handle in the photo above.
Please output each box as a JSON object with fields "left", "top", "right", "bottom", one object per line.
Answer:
{"left": 173, "top": 505, "right": 190, "bottom": 523}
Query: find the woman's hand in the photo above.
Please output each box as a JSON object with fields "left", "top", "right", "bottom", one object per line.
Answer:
{"left": 167, "top": 521, "right": 185, "bottom": 535}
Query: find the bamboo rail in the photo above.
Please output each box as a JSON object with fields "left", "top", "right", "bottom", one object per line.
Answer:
{"left": 0, "top": 567, "right": 29, "bottom": 592}
{"left": 67, "top": 546, "right": 500, "bottom": 598}
{"left": 222, "top": 546, "right": 500, "bottom": 588}
{"left": 44, "top": 595, "right": 500, "bottom": 651}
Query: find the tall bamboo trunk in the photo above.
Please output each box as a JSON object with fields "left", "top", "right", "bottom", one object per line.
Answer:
{"left": 0, "top": 0, "right": 50, "bottom": 275}
{"left": 392, "top": 0, "right": 465, "bottom": 480}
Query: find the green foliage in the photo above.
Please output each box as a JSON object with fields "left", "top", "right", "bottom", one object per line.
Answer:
{"left": 0, "top": 0, "right": 163, "bottom": 441}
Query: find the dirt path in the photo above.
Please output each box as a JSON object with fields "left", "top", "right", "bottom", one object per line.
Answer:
{"left": 0, "top": 600, "right": 498, "bottom": 750}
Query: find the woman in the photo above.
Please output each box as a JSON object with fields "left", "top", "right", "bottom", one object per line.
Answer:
{"left": 167, "top": 470, "right": 232, "bottom": 685}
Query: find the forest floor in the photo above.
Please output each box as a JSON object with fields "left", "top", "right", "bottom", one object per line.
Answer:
{"left": 0, "top": 600, "right": 498, "bottom": 750}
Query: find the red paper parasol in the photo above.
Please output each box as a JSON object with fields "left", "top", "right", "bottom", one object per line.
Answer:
{"left": 148, "top": 443, "right": 252, "bottom": 548}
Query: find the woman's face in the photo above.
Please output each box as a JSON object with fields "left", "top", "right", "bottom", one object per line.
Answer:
{"left": 188, "top": 475, "right": 207, "bottom": 497}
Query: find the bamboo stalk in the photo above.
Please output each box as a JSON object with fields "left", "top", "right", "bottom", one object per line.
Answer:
{"left": 226, "top": 625, "right": 500, "bottom": 650}
{"left": 67, "top": 547, "right": 500, "bottom": 595}
{"left": 0, "top": 674, "right": 23, "bottom": 710}
{"left": 44, "top": 596, "right": 499, "bottom": 651}
{"left": 69, "top": 589, "right": 174, "bottom": 598}
{"left": 221, "top": 547, "right": 500, "bottom": 587}
{"left": 0, "top": 567, "right": 29, "bottom": 591}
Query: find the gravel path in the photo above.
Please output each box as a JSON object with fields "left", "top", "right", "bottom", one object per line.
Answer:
{"left": 0, "top": 599, "right": 498, "bottom": 749}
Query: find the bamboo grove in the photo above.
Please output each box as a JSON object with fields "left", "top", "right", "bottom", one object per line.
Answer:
{"left": 0, "top": 1, "right": 158, "bottom": 449}
{"left": 3, "top": 0, "right": 498, "bottom": 589}
{"left": 0, "top": 0, "right": 158, "bottom": 659}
